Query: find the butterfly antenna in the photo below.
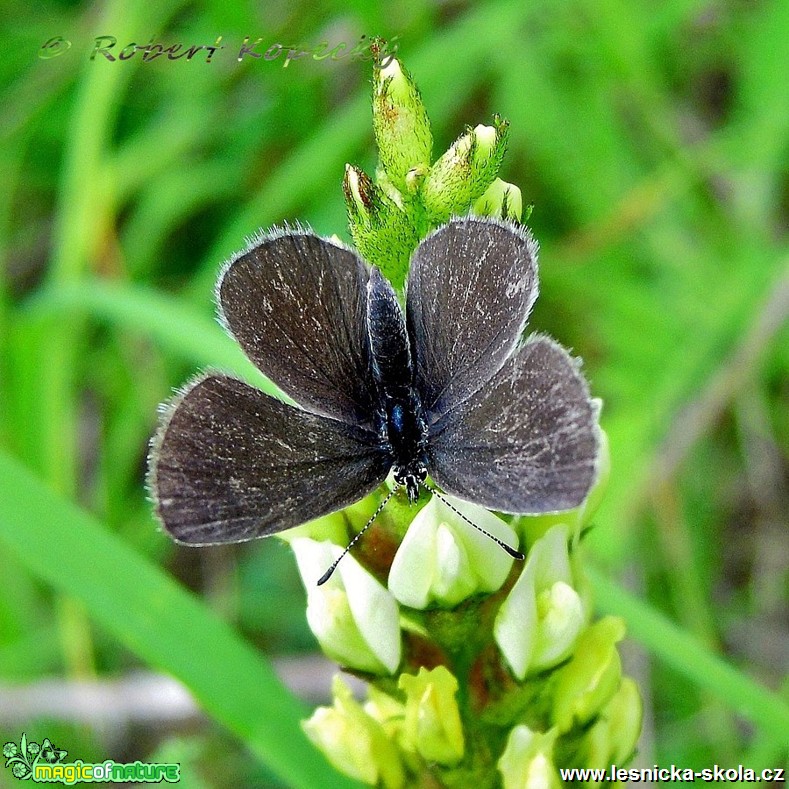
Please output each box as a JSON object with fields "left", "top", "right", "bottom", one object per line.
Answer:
{"left": 317, "top": 485, "right": 399, "bottom": 586}
{"left": 424, "top": 484, "right": 525, "bottom": 560}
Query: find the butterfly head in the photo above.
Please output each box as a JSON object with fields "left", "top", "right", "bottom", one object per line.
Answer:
{"left": 394, "top": 463, "right": 427, "bottom": 504}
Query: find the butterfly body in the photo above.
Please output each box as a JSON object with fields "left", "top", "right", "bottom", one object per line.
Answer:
{"left": 149, "top": 218, "right": 599, "bottom": 547}
{"left": 367, "top": 266, "right": 428, "bottom": 502}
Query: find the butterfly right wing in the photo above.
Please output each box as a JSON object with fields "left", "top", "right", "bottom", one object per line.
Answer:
{"left": 218, "top": 229, "right": 379, "bottom": 429}
{"left": 407, "top": 217, "right": 539, "bottom": 422}
{"left": 149, "top": 374, "right": 392, "bottom": 545}
{"left": 426, "top": 336, "right": 599, "bottom": 514}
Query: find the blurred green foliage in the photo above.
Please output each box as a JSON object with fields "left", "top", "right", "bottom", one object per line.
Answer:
{"left": 0, "top": 0, "right": 786, "bottom": 785}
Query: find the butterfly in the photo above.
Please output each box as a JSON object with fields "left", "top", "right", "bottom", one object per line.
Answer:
{"left": 149, "top": 217, "right": 599, "bottom": 579}
{"left": 40, "top": 739, "right": 67, "bottom": 765}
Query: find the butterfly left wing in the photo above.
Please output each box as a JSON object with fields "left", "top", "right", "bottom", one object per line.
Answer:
{"left": 149, "top": 374, "right": 391, "bottom": 544}
{"left": 218, "top": 229, "right": 378, "bottom": 429}
{"left": 426, "top": 336, "right": 599, "bottom": 514}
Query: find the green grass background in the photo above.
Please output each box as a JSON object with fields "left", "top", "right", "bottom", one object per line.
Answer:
{"left": 0, "top": 0, "right": 786, "bottom": 785}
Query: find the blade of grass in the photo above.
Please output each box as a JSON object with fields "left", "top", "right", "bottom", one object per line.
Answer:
{"left": 37, "top": 0, "right": 189, "bottom": 684}
{"left": 0, "top": 449, "right": 361, "bottom": 789}
{"left": 588, "top": 566, "right": 789, "bottom": 745}
{"left": 23, "top": 280, "right": 277, "bottom": 394}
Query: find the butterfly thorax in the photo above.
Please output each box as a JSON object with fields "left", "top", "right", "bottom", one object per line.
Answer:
{"left": 386, "top": 391, "right": 428, "bottom": 503}
{"left": 367, "top": 268, "right": 428, "bottom": 503}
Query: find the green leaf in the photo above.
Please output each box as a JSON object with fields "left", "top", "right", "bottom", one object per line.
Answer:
{"left": 0, "top": 450, "right": 362, "bottom": 789}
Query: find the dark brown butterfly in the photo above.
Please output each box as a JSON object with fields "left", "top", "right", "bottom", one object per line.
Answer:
{"left": 148, "top": 217, "right": 599, "bottom": 575}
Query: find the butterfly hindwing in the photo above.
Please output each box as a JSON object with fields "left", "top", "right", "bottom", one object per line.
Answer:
{"left": 150, "top": 374, "right": 391, "bottom": 544}
{"left": 426, "top": 336, "right": 599, "bottom": 514}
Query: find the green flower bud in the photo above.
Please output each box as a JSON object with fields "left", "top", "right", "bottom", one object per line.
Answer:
{"left": 373, "top": 57, "right": 432, "bottom": 193}
{"left": 343, "top": 164, "right": 419, "bottom": 290}
{"left": 343, "top": 164, "right": 394, "bottom": 218}
{"left": 388, "top": 494, "right": 517, "bottom": 609}
{"left": 291, "top": 538, "right": 402, "bottom": 674}
{"left": 303, "top": 676, "right": 405, "bottom": 788}
{"left": 364, "top": 687, "right": 426, "bottom": 775}
{"left": 399, "top": 665, "right": 465, "bottom": 765}
{"left": 551, "top": 616, "right": 626, "bottom": 732}
{"left": 581, "top": 677, "right": 642, "bottom": 777}
{"left": 497, "top": 725, "right": 561, "bottom": 789}
{"left": 421, "top": 117, "right": 509, "bottom": 224}
{"left": 473, "top": 178, "right": 523, "bottom": 222}
{"left": 494, "top": 524, "right": 586, "bottom": 680}
{"left": 364, "top": 685, "right": 407, "bottom": 740}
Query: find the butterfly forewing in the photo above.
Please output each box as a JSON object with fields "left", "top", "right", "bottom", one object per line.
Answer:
{"left": 218, "top": 230, "right": 378, "bottom": 429}
{"left": 150, "top": 374, "right": 391, "bottom": 544}
{"left": 407, "top": 218, "right": 539, "bottom": 422}
{"left": 426, "top": 336, "right": 599, "bottom": 514}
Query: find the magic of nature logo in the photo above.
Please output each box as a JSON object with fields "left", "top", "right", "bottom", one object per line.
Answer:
{"left": 3, "top": 734, "right": 180, "bottom": 784}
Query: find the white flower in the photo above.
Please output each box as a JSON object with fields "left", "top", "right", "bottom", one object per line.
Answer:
{"left": 494, "top": 524, "right": 585, "bottom": 679}
{"left": 291, "top": 538, "right": 401, "bottom": 674}
{"left": 388, "top": 494, "right": 517, "bottom": 609}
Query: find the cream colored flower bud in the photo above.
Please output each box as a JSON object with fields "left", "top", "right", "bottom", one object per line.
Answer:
{"left": 303, "top": 676, "right": 404, "bottom": 788}
{"left": 582, "top": 677, "right": 642, "bottom": 778}
{"left": 473, "top": 178, "right": 523, "bottom": 221}
{"left": 494, "top": 524, "right": 586, "bottom": 679}
{"left": 497, "top": 725, "right": 561, "bottom": 789}
{"left": 551, "top": 616, "right": 626, "bottom": 732}
{"left": 291, "top": 538, "right": 401, "bottom": 674}
{"left": 387, "top": 494, "right": 517, "bottom": 609}
{"left": 399, "top": 665, "right": 465, "bottom": 765}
